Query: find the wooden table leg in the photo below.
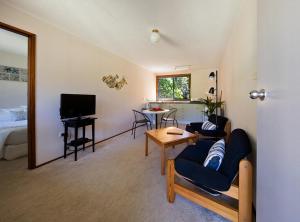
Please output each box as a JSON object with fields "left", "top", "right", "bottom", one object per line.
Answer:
{"left": 167, "top": 159, "right": 175, "bottom": 202}
{"left": 161, "top": 146, "right": 166, "bottom": 175}
{"left": 145, "top": 134, "right": 148, "bottom": 156}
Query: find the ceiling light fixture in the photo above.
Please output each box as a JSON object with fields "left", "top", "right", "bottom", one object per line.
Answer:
{"left": 150, "top": 29, "right": 160, "bottom": 43}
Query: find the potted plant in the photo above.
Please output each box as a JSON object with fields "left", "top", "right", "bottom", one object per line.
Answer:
{"left": 199, "top": 96, "right": 224, "bottom": 117}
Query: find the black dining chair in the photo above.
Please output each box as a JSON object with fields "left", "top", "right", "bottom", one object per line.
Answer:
{"left": 160, "top": 108, "right": 178, "bottom": 128}
{"left": 131, "top": 109, "right": 152, "bottom": 139}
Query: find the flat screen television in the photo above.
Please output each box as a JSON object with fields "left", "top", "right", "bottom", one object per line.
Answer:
{"left": 60, "top": 94, "right": 96, "bottom": 119}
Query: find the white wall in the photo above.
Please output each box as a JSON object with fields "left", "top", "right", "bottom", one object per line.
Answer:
{"left": 0, "top": 50, "right": 27, "bottom": 108}
{"left": 0, "top": 50, "right": 27, "bottom": 68}
{"left": 0, "top": 3, "right": 155, "bottom": 165}
{"left": 190, "top": 68, "right": 217, "bottom": 100}
{"left": 0, "top": 80, "right": 27, "bottom": 108}
{"left": 218, "top": 0, "right": 257, "bottom": 204}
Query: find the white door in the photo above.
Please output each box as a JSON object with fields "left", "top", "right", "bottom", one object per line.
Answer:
{"left": 257, "top": 0, "right": 300, "bottom": 221}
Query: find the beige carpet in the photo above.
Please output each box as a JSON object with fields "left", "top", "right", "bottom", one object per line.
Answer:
{"left": 0, "top": 127, "right": 228, "bottom": 222}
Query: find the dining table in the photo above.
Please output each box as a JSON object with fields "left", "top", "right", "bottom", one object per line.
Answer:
{"left": 142, "top": 109, "right": 170, "bottom": 129}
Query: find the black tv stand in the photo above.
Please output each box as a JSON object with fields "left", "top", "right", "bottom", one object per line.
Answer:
{"left": 62, "top": 117, "right": 97, "bottom": 161}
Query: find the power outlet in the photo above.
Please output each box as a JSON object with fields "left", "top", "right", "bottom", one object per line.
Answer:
{"left": 59, "top": 131, "right": 72, "bottom": 139}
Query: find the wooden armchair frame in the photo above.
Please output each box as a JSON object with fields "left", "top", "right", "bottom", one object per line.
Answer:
{"left": 167, "top": 158, "right": 252, "bottom": 222}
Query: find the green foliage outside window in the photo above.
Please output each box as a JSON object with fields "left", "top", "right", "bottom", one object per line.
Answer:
{"left": 157, "top": 75, "right": 190, "bottom": 100}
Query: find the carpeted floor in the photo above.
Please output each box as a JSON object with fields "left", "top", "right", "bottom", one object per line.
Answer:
{"left": 0, "top": 126, "right": 228, "bottom": 222}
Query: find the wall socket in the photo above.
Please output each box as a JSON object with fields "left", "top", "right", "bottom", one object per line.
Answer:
{"left": 59, "top": 131, "right": 72, "bottom": 139}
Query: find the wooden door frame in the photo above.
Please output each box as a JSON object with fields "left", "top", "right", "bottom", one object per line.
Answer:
{"left": 0, "top": 21, "right": 36, "bottom": 169}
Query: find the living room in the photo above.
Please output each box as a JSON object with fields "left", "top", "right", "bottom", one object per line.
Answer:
{"left": 0, "top": 0, "right": 299, "bottom": 222}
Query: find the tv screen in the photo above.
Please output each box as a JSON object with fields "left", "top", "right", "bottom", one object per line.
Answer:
{"left": 60, "top": 94, "right": 96, "bottom": 119}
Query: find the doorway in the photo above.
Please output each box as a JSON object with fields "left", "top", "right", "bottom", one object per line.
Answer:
{"left": 0, "top": 22, "right": 36, "bottom": 169}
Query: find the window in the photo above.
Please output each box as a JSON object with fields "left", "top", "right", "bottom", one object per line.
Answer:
{"left": 156, "top": 74, "right": 191, "bottom": 101}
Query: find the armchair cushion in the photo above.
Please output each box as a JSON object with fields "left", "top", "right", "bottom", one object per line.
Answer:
{"left": 197, "top": 129, "right": 227, "bottom": 137}
{"left": 174, "top": 128, "right": 252, "bottom": 192}
{"left": 186, "top": 115, "right": 228, "bottom": 137}
{"left": 203, "top": 139, "right": 225, "bottom": 171}
{"left": 219, "top": 129, "right": 251, "bottom": 182}
{"left": 178, "top": 140, "right": 215, "bottom": 164}
{"left": 190, "top": 122, "right": 203, "bottom": 128}
{"left": 201, "top": 121, "right": 217, "bottom": 130}
{"left": 175, "top": 158, "right": 231, "bottom": 191}
{"left": 186, "top": 123, "right": 226, "bottom": 137}
{"left": 208, "top": 115, "right": 228, "bottom": 131}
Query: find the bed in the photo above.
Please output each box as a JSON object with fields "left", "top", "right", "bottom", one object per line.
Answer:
{"left": 0, "top": 108, "right": 28, "bottom": 160}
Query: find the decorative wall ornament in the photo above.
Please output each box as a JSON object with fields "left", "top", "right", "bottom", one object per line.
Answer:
{"left": 0, "top": 65, "right": 28, "bottom": 82}
{"left": 102, "top": 74, "right": 127, "bottom": 90}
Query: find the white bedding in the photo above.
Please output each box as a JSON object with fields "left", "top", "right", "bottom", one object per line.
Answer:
{"left": 0, "top": 120, "right": 27, "bottom": 129}
{"left": 0, "top": 120, "right": 27, "bottom": 159}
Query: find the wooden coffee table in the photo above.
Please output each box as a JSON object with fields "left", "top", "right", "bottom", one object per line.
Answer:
{"left": 145, "top": 127, "right": 197, "bottom": 175}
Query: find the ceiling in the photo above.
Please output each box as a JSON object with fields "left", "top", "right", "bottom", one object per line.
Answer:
{"left": 3, "top": 0, "right": 241, "bottom": 72}
{"left": 0, "top": 28, "right": 27, "bottom": 56}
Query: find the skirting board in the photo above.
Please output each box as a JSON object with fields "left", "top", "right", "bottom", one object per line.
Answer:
{"left": 35, "top": 124, "right": 146, "bottom": 168}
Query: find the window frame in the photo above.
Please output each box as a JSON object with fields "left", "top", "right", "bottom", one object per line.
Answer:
{"left": 156, "top": 74, "right": 191, "bottom": 101}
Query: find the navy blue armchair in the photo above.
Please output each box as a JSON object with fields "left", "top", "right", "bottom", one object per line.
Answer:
{"left": 186, "top": 114, "right": 231, "bottom": 142}
{"left": 167, "top": 129, "right": 253, "bottom": 222}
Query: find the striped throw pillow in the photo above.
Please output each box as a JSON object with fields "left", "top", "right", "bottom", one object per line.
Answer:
{"left": 201, "top": 121, "right": 217, "bottom": 130}
{"left": 203, "top": 139, "right": 225, "bottom": 171}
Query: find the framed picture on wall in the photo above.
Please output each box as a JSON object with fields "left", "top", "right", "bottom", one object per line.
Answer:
{"left": 0, "top": 65, "right": 27, "bottom": 82}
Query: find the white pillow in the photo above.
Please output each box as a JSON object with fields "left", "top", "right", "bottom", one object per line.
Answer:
{"left": 10, "top": 109, "right": 27, "bottom": 121}
{"left": 0, "top": 109, "right": 14, "bottom": 122}
{"left": 201, "top": 121, "right": 217, "bottom": 130}
{"left": 0, "top": 107, "right": 27, "bottom": 122}
{"left": 18, "top": 106, "right": 28, "bottom": 120}
{"left": 203, "top": 139, "right": 225, "bottom": 171}
{"left": 19, "top": 105, "right": 27, "bottom": 111}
